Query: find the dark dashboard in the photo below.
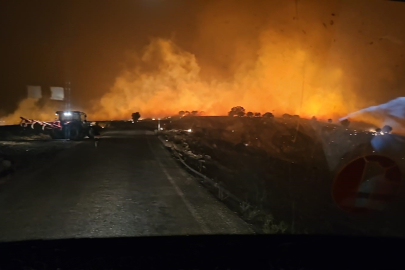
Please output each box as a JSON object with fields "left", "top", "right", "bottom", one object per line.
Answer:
{"left": 0, "top": 235, "right": 402, "bottom": 269}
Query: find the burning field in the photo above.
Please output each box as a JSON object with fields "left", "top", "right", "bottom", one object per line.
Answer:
{"left": 1, "top": 1, "right": 405, "bottom": 125}
{"left": 1, "top": 114, "right": 405, "bottom": 236}
{"left": 157, "top": 116, "right": 405, "bottom": 236}
{"left": 0, "top": 0, "right": 405, "bottom": 237}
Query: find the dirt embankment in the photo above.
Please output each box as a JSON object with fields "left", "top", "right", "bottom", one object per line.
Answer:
{"left": 0, "top": 125, "right": 51, "bottom": 141}
{"left": 161, "top": 116, "right": 405, "bottom": 236}
{"left": 0, "top": 125, "right": 79, "bottom": 181}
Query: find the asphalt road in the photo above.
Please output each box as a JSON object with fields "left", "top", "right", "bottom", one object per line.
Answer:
{"left": 0, "top": 129, "right": 252, "bottom": 242}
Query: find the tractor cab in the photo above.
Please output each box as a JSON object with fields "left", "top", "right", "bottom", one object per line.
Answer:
{"left": 56, "top": 111, "right": 87, "bottom": 123}
{"left": 50, "top": 111, "right": 95, "bottom": 140}
{"left": 20, "top": 111, "right": 97, "bottom": 140}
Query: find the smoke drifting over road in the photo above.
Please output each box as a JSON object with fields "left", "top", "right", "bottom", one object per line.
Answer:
{"left": 1, "top": 0, "right": 405, "bottom": 123}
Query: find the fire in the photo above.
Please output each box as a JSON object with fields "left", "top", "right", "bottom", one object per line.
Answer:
{"left": 90, "top": 0, "right": 365, "bottom": 120}
{"left": 1, "top": 0, "right": 404, "bottom": 124}
{"left": 92, "top": 37, "right": 349, "bottom": 120}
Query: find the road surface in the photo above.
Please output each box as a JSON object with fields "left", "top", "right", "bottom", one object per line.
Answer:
{"left": 0, "top": 130, "right": 252, "bottom": 242}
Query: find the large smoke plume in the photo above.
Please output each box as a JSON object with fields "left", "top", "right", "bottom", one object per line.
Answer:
{"left": 2, "top": 0, "right": 405, "bottom": 123}
{"left": 94, "top": 0, "right": 405, "bottom": 120}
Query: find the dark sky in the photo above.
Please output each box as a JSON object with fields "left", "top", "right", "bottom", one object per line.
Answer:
{"left": 0, "top": 0, "right": 202, "bottom": 115}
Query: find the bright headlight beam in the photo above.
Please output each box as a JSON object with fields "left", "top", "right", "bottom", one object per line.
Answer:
{"left": 63, "top": 112, "right": 72, "bottom": 116}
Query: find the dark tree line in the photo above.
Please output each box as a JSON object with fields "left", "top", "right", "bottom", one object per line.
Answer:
{"left": 132, "top": 112, "right": 141, "bottom": 121}
{"left": 228, "top": 106, "right": 273, "bottom": 118}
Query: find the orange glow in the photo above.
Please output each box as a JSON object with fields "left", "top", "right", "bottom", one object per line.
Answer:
{"left": 1, "top": 98, "right": 57, "bottom": 124}
{"left": 2, "top": 0, "right": 404, "bottom": 125}
{"left": 91, "top": 37, "right": 351, "bottom": 120}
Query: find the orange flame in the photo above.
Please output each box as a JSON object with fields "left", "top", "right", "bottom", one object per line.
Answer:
{"left": 91, "top": 37, "right": 352, "bottom": 120}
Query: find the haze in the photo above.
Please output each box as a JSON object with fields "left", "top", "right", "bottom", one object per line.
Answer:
{"left": 1, "top": 0, "right": 404, "bottom": 122}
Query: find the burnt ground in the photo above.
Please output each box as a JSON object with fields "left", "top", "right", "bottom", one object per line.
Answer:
{"left": 158, "top": 116, "right": 405, "bottom": 236}
{"left": 0, "top": 125, "right": 82, "bottom": 181}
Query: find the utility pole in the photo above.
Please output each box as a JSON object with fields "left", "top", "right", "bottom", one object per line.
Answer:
{"left": 65, "top": 81, "right": 71, "bottom": 111}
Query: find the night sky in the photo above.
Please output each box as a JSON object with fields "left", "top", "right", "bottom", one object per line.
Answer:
{"left": 0, "top": 0, "right": 201, "bottom": 115}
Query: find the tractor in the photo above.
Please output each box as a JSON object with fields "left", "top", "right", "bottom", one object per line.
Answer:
{"left": 20, "top": 111, "right": 101, "bottom": 140}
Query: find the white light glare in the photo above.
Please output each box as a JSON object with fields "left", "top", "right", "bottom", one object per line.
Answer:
{"left": 187, "top": 129, "right": 192, "bottom": 133}
{"left": 63, "top": 112, "right": 72, "bottom": 116}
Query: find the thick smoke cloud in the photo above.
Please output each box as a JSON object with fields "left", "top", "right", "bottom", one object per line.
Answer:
{"left": 2, "top": 0, "right": 405, "bottom": 123}
{"left": 93, "top": 0, "right": 405, "bottom": 120}
{"left": 1, "top": 98, "right": 57, "bottom": 124}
